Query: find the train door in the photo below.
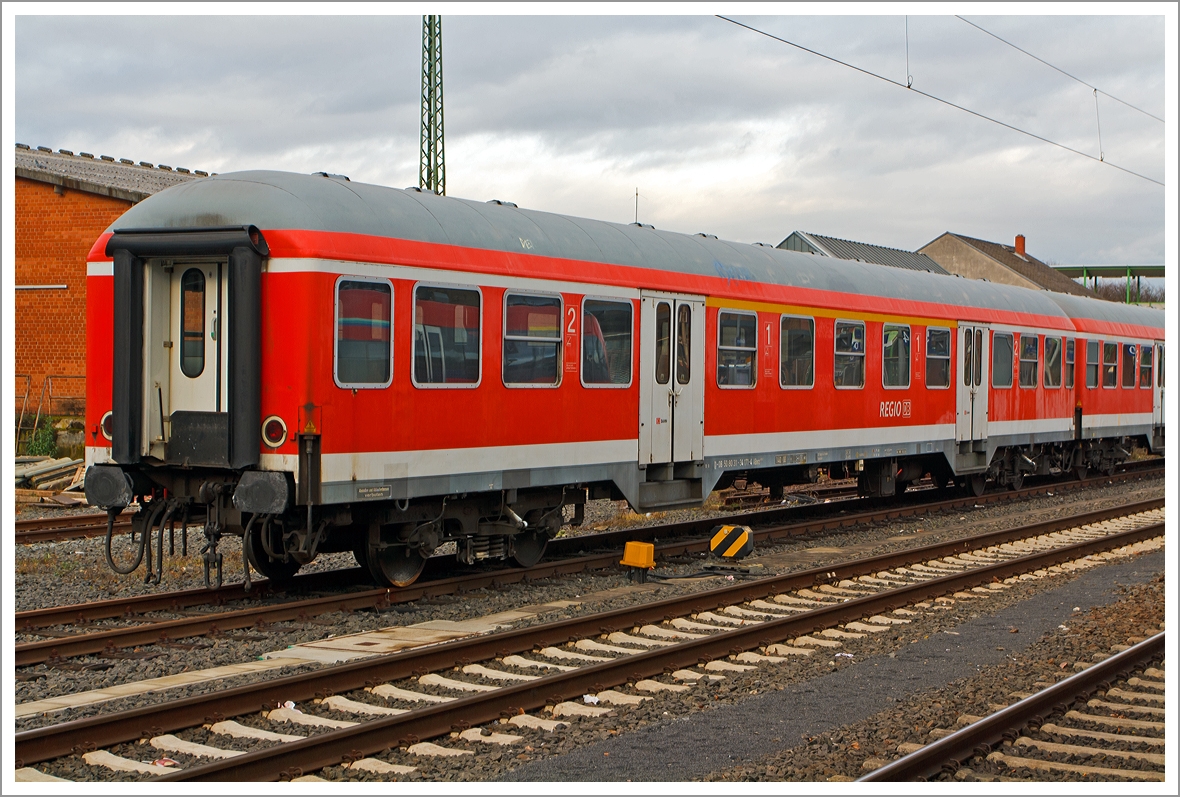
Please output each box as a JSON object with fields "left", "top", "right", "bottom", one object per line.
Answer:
{"left": 956, "top": 324, "right": 990, "bottom": 445}
{"left": 639, "top": 292, "right": 705, "bottom": 466}
{"left": 143, "top": 260, "right": 227, "bottom": 460}
{"left": 1153, "top": 342, "right": 1164, "bottom": 428}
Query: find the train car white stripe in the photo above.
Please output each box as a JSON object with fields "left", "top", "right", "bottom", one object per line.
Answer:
{"left": 87, "top": 261, "right": 114, "bottom": 276}
{"left": 319, "top": 438, "right": 637, "bottom": 483}
{"left": 703, "top": 424, "right": 954, "bottom": 458}
{"left": 267, "top": 258, "right": 640, "bottom": 299}
{"left": 988, "top": 418, "right": 1073, "bottom": 437}
{"left": 1082, "top": 412, "right": 1154, "bottom": 429}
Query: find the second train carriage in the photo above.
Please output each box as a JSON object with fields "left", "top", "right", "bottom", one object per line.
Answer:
{"left": 83, "top": 171, "right": 1166, "bottom": 587}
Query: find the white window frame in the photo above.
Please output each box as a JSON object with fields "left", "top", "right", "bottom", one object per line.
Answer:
{"left": 1018, "top": 332, "right": 1039, "bottom": 390}
{"left": 991, "top": 331, "right": 1014, "bottom": 389}
{"left": 1065, "top": 338, "right": 1075, "bottom": 389}
{"left": 924, "top": 326, "right": 951, "bottom": 390}
{"left": 1102, "top": 341, "right": 1118, "bottom": 389}
{"left": 580, "top": 295, "right": 633, "bottom": 389}
{"left": 716, "top": 309, "right": 758, "bottom": 390}
{"left": 1043, "top": 335, "right": 1063, "bottom": 389}
{"left": 502, "top": 290, "right": 563, "bottom": 389}
{"left": 333, "top": 274, "right": 394, "bottom": 390}
{"left": 1121, "top": 343, "right": 1138, "bottom": 389}
{"left": 779, "top": 314, "right": 815, "bottom": 390}
{"left": 881, "top": 323, "right": 911, "bottom": 390}
{"left": 1085, "top": 338, "right": 1100, "bottom": 389}
{"left": 833, "top": 318, "right": 866, "bottom": 390}
{"left": 410, "top": 281, "right": 483, "bottom": 390}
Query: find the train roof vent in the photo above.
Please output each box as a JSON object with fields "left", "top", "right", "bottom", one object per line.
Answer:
{"left": 313, "top": 171, "right": 350, "bottom": 181}
{"left": 630, "top": 222, "right": 655, "bottom": 230}
{"left": 486, "top": 199, "right": 518, "bottom": 207}
{"left": 695, "top": 233, "right": 718, "bottom": 239}
{"left": 752, "top": 242, "right": 774, "bottom": 247}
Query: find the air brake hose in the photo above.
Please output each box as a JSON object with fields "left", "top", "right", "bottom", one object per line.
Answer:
{"left": 105, "top": 506, "right": 147, "bottom": 574}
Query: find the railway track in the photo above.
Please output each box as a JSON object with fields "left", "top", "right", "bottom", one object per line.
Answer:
{"left": 14, "top": 458, "right": 1161, "bottom": 546}
{"left": 14, "top": 474, "right": 1164, "bottom": 666}
{"left": 861, "top": 632, "right": 1166, "bottom": 782}
{"left": 13, "top": 498, "right": 1164, "bottom": 781}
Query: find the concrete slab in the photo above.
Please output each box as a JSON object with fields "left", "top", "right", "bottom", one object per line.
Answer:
{"left": 635, "top": 679, "right": 691, "bottom": 693}
{"left": 83, "top": 750, "right": 175, "bottom": 775}
{"left": 463, "top": 663, "right": 539, "bottom": 682}
{"left": 637, "top": 624, "right": 704, "bottom": 639}
{"left": 539, "top": 646, "right": 611, "bottom": 662}
{"left": 419, "top": 673, "right": 499, "bottom": 692}
{"left": 763, "top": 645, "right": 814, "bottom": 657}
{"left": 575, "top": 639, "right": 636, "bottom": 655}
{"left": 507, "top": 714, "right": 568, "bottom": 731}
{"left": 266, "top": 706, "right": 357, "bottom": 729}
{"left": 150, "top": 734, "right": 244, "bottom": 759}
{"left": 320, "top": 695, "right": 408, "bottom": 716}
{"left": 14, "top": 768, "right": 71, "bottom": 782}
{"left": 607, "top": 631, "right": 674, "bottom": 648}
{"left": 369, "top": 684, "right": 455, "bottom": 703}
{"left": 459, "top": 728, "right": 522, "bottom": 745}
{"left": 501, "top": 655, "right": 576, "bottom": 672}
{"left": 207, "top": 720, "right": 304, "bottom": 742}
{"left": 595, "top": 690, "right": 650, "bottom": 706}
{"left": 347, "top": 758, "right": 417, "bottom": 775}
{"left": 551, "top": 701, "right": 612, "bottom": 718}
{"left": 407, "top": 742, "right": 474, "bottom": 757}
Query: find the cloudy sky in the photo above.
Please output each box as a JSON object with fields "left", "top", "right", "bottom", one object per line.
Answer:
{"left": 8, "top": 6, "right": 1174, "bottom": 267}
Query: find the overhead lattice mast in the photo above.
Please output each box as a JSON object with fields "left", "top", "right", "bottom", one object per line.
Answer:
{"left": 419, "top": 15, "right": 445, "bottom": 195}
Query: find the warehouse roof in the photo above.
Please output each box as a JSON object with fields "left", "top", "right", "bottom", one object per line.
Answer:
{"left": 778, "top": 230, "right": 950, "bottom": 275}
{"left": 15, "top": 143, "right": 206, "bottom": 203}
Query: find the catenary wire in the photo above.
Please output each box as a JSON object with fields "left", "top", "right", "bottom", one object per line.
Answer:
{"left": 716, "top": 15, "right": 1163, "bottom": 188}
{"left": 957, "top": 15, "right": 1164, "bottom": 124}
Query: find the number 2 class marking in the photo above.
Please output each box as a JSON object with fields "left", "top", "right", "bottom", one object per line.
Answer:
{"left": 566, "top": 306, "right": 577, "bottom": 334}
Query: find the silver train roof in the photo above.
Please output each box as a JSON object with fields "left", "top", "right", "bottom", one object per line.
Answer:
{"left": 111, "top": 170, "right": 1163, "bottom": 331}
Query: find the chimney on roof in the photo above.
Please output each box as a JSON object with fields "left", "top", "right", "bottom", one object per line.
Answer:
{"left": 1015, "top": 234, "right": 1026, "bottom": 258}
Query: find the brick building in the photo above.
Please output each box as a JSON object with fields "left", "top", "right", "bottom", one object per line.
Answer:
{"left": 918, "top": 232, "right": 1095, "bottom": 298}
{"left": 14, "top": 144, "right": 202, "bottom": 432}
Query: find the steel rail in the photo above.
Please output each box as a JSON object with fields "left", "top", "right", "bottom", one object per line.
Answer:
{"left": 13, "top": 496, "right": 1163, "bottom": 665}
{"left": 14, "top": 506, "right": 1163, "bottom": 768}
{"left": 155, "top": 521, "right": 1165, "bottom": 781}
{"left": 859, "top": 631, "right": 1167, "bottom": 782}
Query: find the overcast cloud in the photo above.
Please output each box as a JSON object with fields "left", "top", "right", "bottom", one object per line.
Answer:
{"left": 11, "top": 9, "right": 1172, "bottom": 266}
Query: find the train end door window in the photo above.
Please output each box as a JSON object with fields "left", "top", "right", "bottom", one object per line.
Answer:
{"left": 882, "top": 324, "right": 910, "bottom": 388}
{"left": 925, "top": 327, "right": 950, "bottom": 389}
{"left": 1158, "top": 344, "right": 1164, "bottom": 388}
{"left": 1139, "top": 344, "right": 1153, "bottom": 388}
{"left": 335, "top": 278, "right": 392, "bottom": 388}
{"left": 179, "top": 268, "right": 206, "bottom": 378}
{"left": 581, "top": 298, "right": 633, "bottom": 386}
{"left": 717, "top": 310, "right": 757, "bottom": 387}
{"left": 991, "top": 332, "right": 1013, "bottom": 389}
{"left": 1122, "top": 344, "right": 1137, "bottom": 388}
{"left": 1065, "top": 339, "right": 1075, "bottom": 389}
{"left": 1043, "top": 336, "right": 1062, "bottom": 388}
{"left": 780, "top": 315, "right": 814, "bottom": 388}
{"left": 503, "top": 293, "right": 561, "bottom": 386}
{"left": 1086, "top": 340, "right": 1100, "bottom": 388}
{"left": 834, "top": 320, "right": 865, "bottom": 389}
{"left": 1018, "top": 333, "right": 1039, "bottom": 388}
{"left": 413, "top": 284, "right": 481, "bottom": 387}
{"left": 1102, "top": 342, "right": 1118, "bottom": 388}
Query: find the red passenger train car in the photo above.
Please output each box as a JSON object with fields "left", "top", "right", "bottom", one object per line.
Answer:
{"left": 83, "top": 171, "right": 1165, "bottom": 587}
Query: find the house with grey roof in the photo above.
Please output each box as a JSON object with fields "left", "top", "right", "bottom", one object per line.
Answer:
{"left": 777, "top": 230, "right": 950, "bottom": 275}
{"left": 918, "top": 232, "right": 1095, "bottom": 298}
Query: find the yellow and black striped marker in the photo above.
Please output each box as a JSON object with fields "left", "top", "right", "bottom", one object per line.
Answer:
{"left": 709, "top": 525, "right": 753, "bottom": 560}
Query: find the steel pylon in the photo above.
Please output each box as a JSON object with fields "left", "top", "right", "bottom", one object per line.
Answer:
{"left": 419, "top": 15, "right": 445, "bottom": 196}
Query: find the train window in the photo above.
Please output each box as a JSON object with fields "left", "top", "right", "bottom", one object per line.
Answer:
{"left": 963, "top": 330, "right": 973, "bottom": 386}
{"left": 925, "top": 327, "right": 950, "bottom": 388}
{"left": 582, "top": 298, "right": 633, "bottom": 386}
{"left": 179, "top": 268, "right": 205, "bottom": 378}
{"left": 717, "top": 310, "right": 757, "bottom": 387}
{"left": 335, "top": 278, "right": 392, "bottom": 388}
{"left": 1139, "top": 344, "right": 1153, "bottom": 388}
{"left": 1158, "top": 345, "right": 1164, "bottom": 388}
{"left": 413, "top": 284, "right": 481, "bottom": 387}
{"left": 503, "top": 293, "right": 561, "bottom": 387}
{"left": 780, "top": 316, "right": 814, "bottom": 388}
{"left": 1122, "top": 344, "right": 1137, "bottom": 388}
{"left": 1102, "top": 342, "right": 1117, "bottom": 388}
{"left": 1086, "top": 340, "right": 1100, "bottom": 388}
{"left": 991, "top": 333, "right": 1013, "bottom": 389}
{"left": 1065, "top": 339, "right": 1075, "bottom": 389}
{"left": 974, "top": 329, "right": 983, "bottom": 386}
{"left": 834, "top": 320, "right": 865, "bottom": 389}
{"left": 1018, "top": 334, "right": 1039, "bottom": 388}
{"left": 882, "top": 324, "right": 910, "bottom": 388}
{"left": 676, "top": 304, "right": 692, "bottom": 385}
{"left": 654, "top": 302, "right": 671, "bottom": 385}
{"left": 1043, "top": 337, "right": 1062, "bottom": 388}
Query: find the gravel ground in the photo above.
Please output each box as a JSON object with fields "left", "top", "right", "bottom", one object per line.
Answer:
{"left": 500, "top": 549, "right": 1166, "bottom": 782}
{"left": 703, "top": 569, "right": 1166, "bottom": 782}
{"left": 14, "top": 476, "right": 1162, "bottom": 737}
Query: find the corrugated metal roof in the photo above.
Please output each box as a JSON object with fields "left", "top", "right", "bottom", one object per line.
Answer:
{"left": 108, "top": 170, "right": 1163, "bottom": 333}
{"left": 779, "top": 231, "right": 950, "bottom": 275}
{"left": 15, "top": 144, "right": 203, "bottom": 202}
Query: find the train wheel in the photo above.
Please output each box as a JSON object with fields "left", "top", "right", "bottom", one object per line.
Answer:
{"left": 1007, "top": 471, "right": 1024, "bottom": 491}
{"left": 245, "top": 525, "right": 301, "bottom": 583}
{"left": 1073, "top": 464, "right": 1089, "bottom": 481}
{"left": 966, "top": 473, "right": 986, "bottom": 497}
{"left": 364, "top": 543, "right": 426, "bottom": 588}
{"left": 512, "top": 531, "right": 548, "bottom": 568}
